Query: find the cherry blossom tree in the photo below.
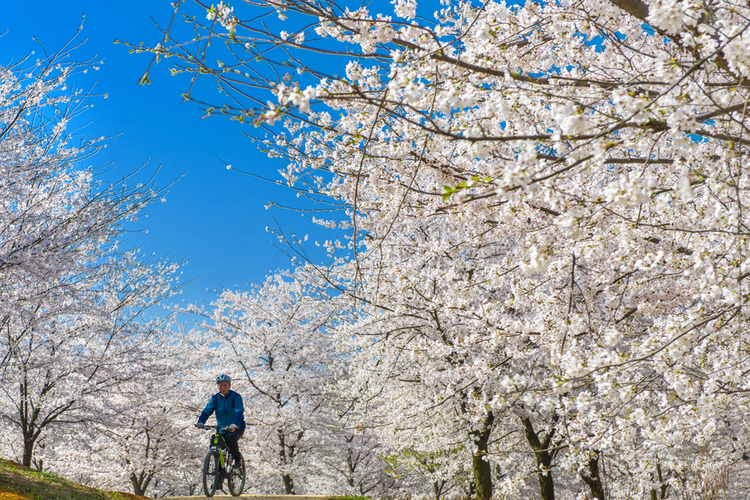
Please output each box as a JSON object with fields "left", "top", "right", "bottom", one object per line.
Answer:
{"left": 89, "top": 371, "right": 205, "bottom": 497}
{"left": 317, "top": 426, "right": 397, "bottom": 497}
{"left": 0, "top": 41, "right": 184, "bottom": 472}
{"left": 140, "top": 0, "right": 750, "bottom": 497}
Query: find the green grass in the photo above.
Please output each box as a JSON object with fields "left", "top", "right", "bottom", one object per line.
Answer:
{"left": 334, "top": 495, "right": 373, "bottom": 500}
{"left": 0, "top": 459, "right": 145, "bottom": 500}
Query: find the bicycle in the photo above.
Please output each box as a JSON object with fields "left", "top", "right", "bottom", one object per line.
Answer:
{"left": 200, "top": 425, "right": 246, "bottom": 497}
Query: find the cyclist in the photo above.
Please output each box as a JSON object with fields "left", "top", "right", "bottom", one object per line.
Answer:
{"left": 195, "top": 374, "right": 246, "bottom": 466}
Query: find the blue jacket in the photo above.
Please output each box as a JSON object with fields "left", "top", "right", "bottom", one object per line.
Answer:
{"left": 198, "top": 390, "right": 246, "bottom": 431}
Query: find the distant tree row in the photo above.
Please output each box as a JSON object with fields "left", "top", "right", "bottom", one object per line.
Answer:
{"left": 0, "top": 39, "right": 195, "bottom": 495}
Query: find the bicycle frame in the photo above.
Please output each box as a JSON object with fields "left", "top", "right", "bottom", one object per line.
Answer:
{"left": 205, "top": 425, "right": 231, "bottom": 468}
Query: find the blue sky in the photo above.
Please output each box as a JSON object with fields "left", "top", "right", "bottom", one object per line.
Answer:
{"left": 3, "top": 1, "right": 335, "bottom": 314}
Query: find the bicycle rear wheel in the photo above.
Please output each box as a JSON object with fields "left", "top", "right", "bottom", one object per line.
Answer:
{"left": 202, "top": 449, "right": 220, "bottom": 497}
{"left": 228, "top": 455, "right": 246, "bottom": 496}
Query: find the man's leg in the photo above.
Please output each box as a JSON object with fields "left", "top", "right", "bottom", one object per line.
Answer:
{"left": 224, "top": 429, "right": 244, "bottom": 464}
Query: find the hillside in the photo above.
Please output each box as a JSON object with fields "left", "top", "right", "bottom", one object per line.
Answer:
{"left": 0, "top": 459, "right": 145, "bottom": 500}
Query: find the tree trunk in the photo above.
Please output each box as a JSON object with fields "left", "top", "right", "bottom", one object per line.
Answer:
{"left": 130, "top": 471, "right": 153, "bottom": 497}
{"left": 22, "top": 437, "right": 35, "bottom": 468}
{"left": 649, "top": 458, "right": 669, "bottom": 500}
{"left": 471, "top": 411, "right": 495, "bottom": 500}
{"left": 18, "top": 377, "right": 74, "bottom": 468}
{"left": 278, "top": 429, "right": 296, "bottom": 494}
{"left": 520, "top": 416, "right": 557, "bottom": 500}
{"left": 579, "top": 454, "right": 605, "bottom": 500}
{"left": 20, "top": 379, "right": 37, "bottom": 468}
{"left": 433, "top": 479, "right": 448, "bottom": 500}
{"left": 283, "top": 473, "right": 295, "bottom": 494}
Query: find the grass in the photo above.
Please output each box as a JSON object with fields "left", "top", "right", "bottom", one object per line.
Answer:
{"left": 0, "top": 459, "right": 145, "bottom": 500}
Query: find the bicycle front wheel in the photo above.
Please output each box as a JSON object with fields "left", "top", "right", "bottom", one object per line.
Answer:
{"left": 202, "top": 449, "right": 220, "bottom": 497}
{"left": 227, "top": 455, "right": 246, "bottom": 497}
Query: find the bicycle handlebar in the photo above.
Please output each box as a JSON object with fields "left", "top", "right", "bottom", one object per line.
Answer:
{"left": 198, "top": 424, "right": 229, "bottom": 431}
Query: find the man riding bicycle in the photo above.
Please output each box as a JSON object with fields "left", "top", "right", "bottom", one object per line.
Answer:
{"left": 195, "top": 374, "right": 246, "bottom": 466}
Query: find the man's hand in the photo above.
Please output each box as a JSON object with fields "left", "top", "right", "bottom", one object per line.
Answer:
{"left": 228, "top": 424, "right": 238, "bottom": 432}
{"left": 195, "top": 422, "right": 204, "bottom": 429}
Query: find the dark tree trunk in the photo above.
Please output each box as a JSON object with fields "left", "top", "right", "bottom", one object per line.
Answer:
{"left": 520, "top": 416, "right": 558, "bottom": 500}
{"left": 21, "top": 379, "right": 37, "bottom": 468}
{"left": 22, "top": 438, "right": 35, "bottom": 468}
{"left": 579, "top": 454, "right": 605, "bottom": 500}
{"left": 432, "top": 479, "right": 448, "bottom": 500}
{"left": 278, "top": 428, "right": 297, "bottom": 494}
{"left": 282, "top": 473, "right": 295, "bottom": 494}
{"left": 471, "top": 411, "right": 495, "bottom": 500}
{"left": 18, "top": 377, "right": 75, "bottom": 468}
{"left": 130, "top": 471, "right": 153, "bottom": 497}
{"left": 649, "top": 459, "right": 669, "bottom": 500}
